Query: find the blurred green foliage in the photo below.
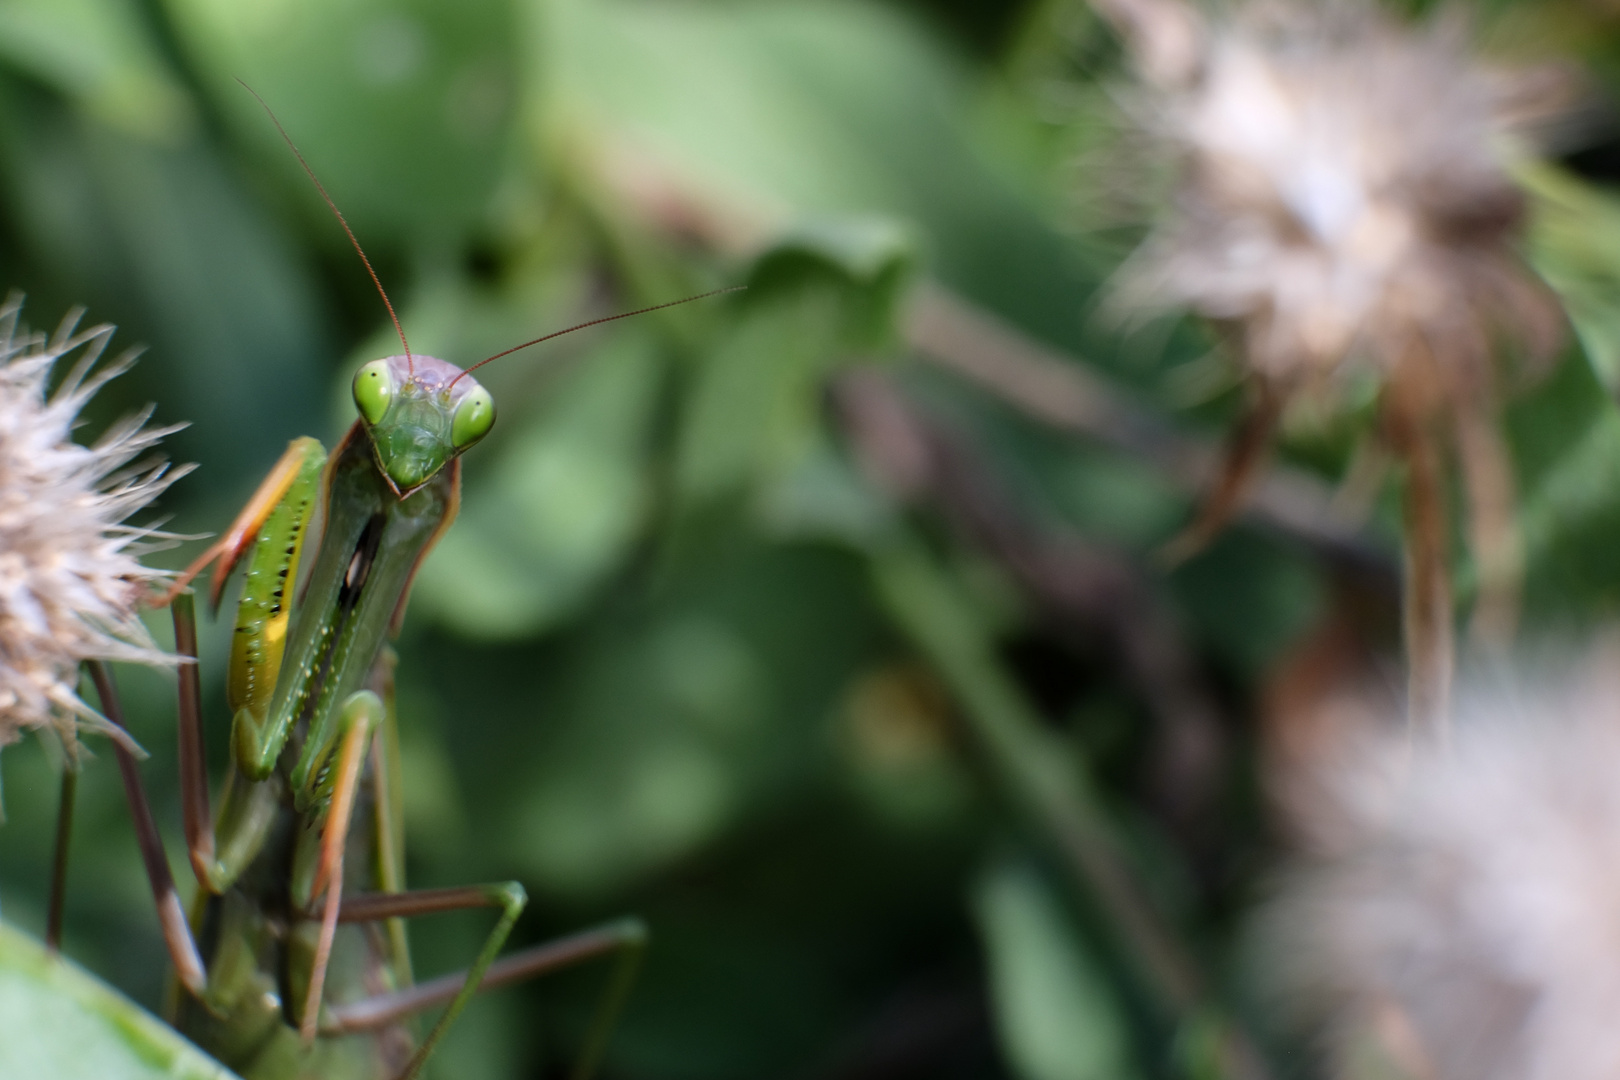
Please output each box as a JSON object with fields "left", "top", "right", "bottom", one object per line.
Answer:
{"left": 4, "top": 0, "right": 1620, "bottom": 1078}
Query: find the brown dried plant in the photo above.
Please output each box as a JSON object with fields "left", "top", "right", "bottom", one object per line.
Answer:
{"left": 1106, "top": 1, "right": 1568, "bottom": 731}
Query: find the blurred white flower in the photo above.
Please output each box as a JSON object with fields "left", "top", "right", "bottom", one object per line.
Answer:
{"left": 1127, "top": 4, "right": 1565, "bottom": 398}
{"left": 0, "top": 296, "right": 189, "bottom": 749}
{"left": 1112, "top": 2, "right": 1578, "bottom": 725}
{"left": 1265, "top": 661, "right": 1620, "bottom": 1080}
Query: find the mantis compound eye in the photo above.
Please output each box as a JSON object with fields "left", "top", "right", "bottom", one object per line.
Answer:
{"left": 451, "top": 384, "right": 495, "bottom": 449}
{"left": 353, "top": 359, "right": 394, "bottom": 426}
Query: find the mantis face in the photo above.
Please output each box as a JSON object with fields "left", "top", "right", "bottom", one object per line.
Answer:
{"left": 352, "top": 354, "right": 495, "bottom": 496}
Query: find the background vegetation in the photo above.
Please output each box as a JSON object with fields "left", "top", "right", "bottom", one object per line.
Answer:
{"left": 4, "top": 0, "right": 1620, "bottom": 1077}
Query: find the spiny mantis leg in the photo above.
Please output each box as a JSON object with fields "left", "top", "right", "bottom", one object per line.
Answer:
{"left": 324, "top": 888, "right": 647, "bottom": 1080}
{"left": 85, "top": 660, "right": 208, "bottom": 995}
{"left": 44, "top": 763, "right": 77, "bottom": 951}
{"left": 170, "top": 590, "right": 282, "bottom": 896}
{"left": 168, "top": 439, "right": 328, "bottom": 894}
{"left": 346, "top": 879, "right": 524, "bottom": 1080}
{"left": 159, "top": 439, "right": 319, "bottom": 611}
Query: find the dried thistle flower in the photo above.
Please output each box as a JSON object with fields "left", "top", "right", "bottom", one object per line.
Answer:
{"left": 0, "top": 297, "right": 189, "bottom": 751}
{"left": 1131, "top": 5, "right": 1562, "bottom": 396}
{"left": 1263, "top": 662, "right": 1620, "bottom": 1080}
{"left": 1111, "top": 0, "right": 1571, "bottom": 730}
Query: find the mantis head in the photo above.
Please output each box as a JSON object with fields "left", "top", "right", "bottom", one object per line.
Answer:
{"left": 352, "top": 354, "right": 494, "bottom": 496}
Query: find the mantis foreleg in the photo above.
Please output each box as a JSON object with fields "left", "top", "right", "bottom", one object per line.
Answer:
{"left": 168, "top": 438, "right": 329, "bottom": 894}
{"left": 162, "top": 437, "right": 326, "bottom": 612}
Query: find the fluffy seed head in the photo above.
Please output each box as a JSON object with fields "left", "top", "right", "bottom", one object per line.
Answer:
{"left": 1264, "top": 663, "right": 1620, "bottom": 1080}
{"left": 1125, "top": 4, "right": 1565, "bottom": 405}
{"left": 0, "top": 297, "right": 189, "bottom": 750}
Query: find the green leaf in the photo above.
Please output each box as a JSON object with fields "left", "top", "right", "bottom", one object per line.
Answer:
{"left": 972, "top": 861, "right": 1138, "bottom": 1080}
{"left": 488, "top": 541, "right": 879, "bottom": 896}
{"left": 542, "top": 0, "right": 932, "bottom": 216}
{"left": 0, "top": 0, "right": 194, "bottom": 139}
{"left": 0, "top": 108, "right": 328, "bottom": 481}
{"left": 0, "top": 921, "right": 240, "bottom": 1080}
{"left": 1167, "top": 531, "right": 1325, "bottom": 677}
{"left": 414, "top": 329, "right": 662, "bottom": 639}
{"left": 1524, "top": 163, "right": 1620, "bottom": 398}
{"left": 162, "top": 0, "right": 517, "bottom": 240}
{"left": 751, "top": 217, "right": 915, "bottom": 299}
{"left": 675, "top": 291, "right": 850, "bottom": 506}
{"left": 540, "top": 0, "right": 1120, "bottom": 379}
{"left": 675, "top": 228, "right": 914, "bottom": 509}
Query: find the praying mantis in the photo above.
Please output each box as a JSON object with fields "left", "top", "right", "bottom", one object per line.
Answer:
{"left": 54, "top": 90, "right": 736, "bottom": 1080}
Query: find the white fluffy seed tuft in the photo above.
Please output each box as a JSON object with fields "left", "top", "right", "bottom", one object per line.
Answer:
{"left": 0, "top": 296, "right": 190, "bottom": 750}
{"left": 1123, "top": 4, "right": 1565, "bottom": 404}
{"left": 1264, "top": 664, "right": 1620, "bottom": 1080}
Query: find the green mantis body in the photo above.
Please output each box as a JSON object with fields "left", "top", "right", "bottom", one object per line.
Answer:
{"left": 70, "top": 94, "right": 688, "bottom": 1080}
{"left": 97, "top": 346, "right": 643, "bottom": 1080}
{"left": 56, "top": 88, "right": 744, "bottom": 1078}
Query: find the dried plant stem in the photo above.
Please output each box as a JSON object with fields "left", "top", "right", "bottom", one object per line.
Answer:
{"left": 1386, "top": 391, "right": 1454, "bottom": 737}
{"left": 835, "top": 369, "right": 1227, "bottom": 836}
{"left": 1455, "top": 400, "right": 1522, "bottom": 652}
{"left": 904, "top": 286, "right": 1382, "bottom": 569}
{"left": 1329, "top": 433, "right": 1391, "bottom": 526}
{"left": 1160, "top": 382, "right": 1282, "bottom": 565}
{"left": 873, "top": 542, "right": 1272, "bottom": 1080}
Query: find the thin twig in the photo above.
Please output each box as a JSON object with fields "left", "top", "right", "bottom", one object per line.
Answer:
{"left": 871, "top": 545, "right": 1272, "bottom": 1080}
{"left": 840, "top": 373, "right": 1269, "bottom": 1075}
{"left": 1160, "top": 381, "right": 1283, "bottom": 566}
{"left": 835, "top": 370, "right": 1226, "bottom": 839}
{"left": 903, "top": 284, "right": 1390, "bottom": 575}
{"left": 871, "top": 546, "right": 1201, "bottom": 1008}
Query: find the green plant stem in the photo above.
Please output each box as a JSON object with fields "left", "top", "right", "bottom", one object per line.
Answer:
{"left": 46, "top": 765, "right": 77, "bottom": 952}
{"left": 871, "top": 539, "right": 1271, "bottom": 1080}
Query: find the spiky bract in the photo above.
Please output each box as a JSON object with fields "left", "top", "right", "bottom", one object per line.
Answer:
{"left": 0, "top": 297, "right": 188, "bottom": 749}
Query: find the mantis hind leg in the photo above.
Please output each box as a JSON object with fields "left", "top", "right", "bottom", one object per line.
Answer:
{"left": 324, "top": 890, "right": 647, "bottom": 1080}
{"left": 286, "top": 675, "right": 532, "bottom": 1072}
{"left": 318, "top": 653, "right": 645, "bottom": 1080}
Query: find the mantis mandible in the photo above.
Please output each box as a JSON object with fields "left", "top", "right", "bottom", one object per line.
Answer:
{"left": 57, "top": 88, "right": 736, "bottom": 1080}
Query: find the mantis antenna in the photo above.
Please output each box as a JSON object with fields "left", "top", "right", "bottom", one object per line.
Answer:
{"left": 449, "top": 285, "right": 747, "bottom": 390}
{"left": 239, "top": 81, "right": 741, "bottom": 387}
{"left": 237, "top": 80, "right": 415, "bottom": 377}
